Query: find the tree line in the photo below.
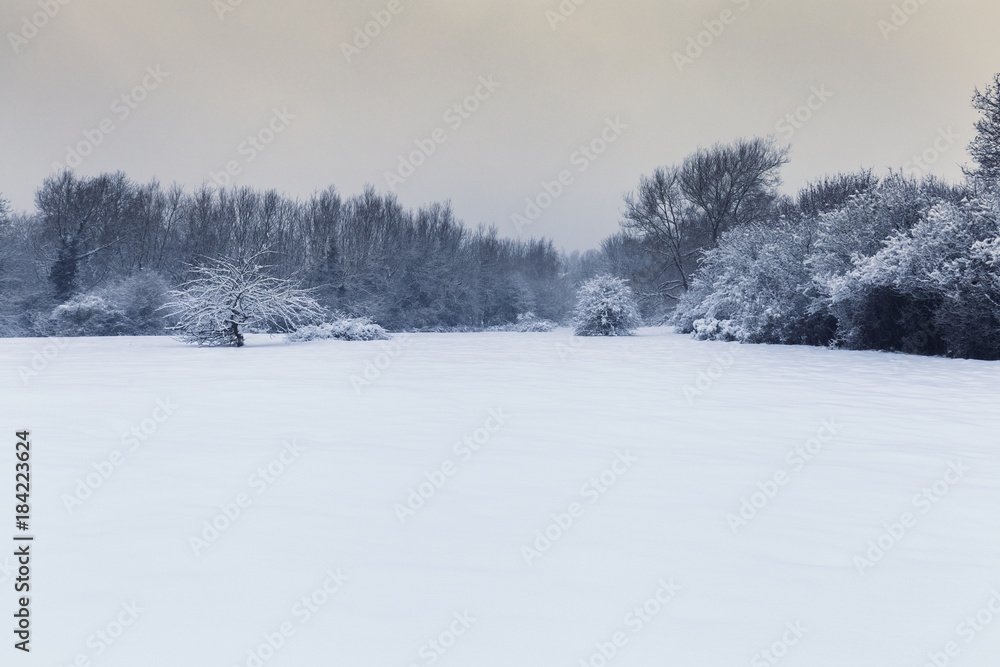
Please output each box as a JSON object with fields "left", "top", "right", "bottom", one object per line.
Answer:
{"left": 2, "top": 72, "right": 997, "bottom": 359}
{"left": 612, "top": 73, "right": 1000, "bottom": 359}
{"left": 0, "top": 177, "right": 596, "bottom": 336}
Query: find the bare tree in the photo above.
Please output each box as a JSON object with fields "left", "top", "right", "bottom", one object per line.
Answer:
{"left": 964, "top": 72, "right": 1000, "bottom": 188}
{"left": 621, "top": 166, "right": 697, "bottom": 294}
{"left": 679, "top": 136, "right": 790, "bottom": 245}
{"left": 163, "top": 252, "right": 325, "bottom": 347}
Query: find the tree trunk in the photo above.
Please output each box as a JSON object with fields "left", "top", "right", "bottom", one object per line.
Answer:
{"left": 231, "top": 322, "right": 244, "bottom": 347}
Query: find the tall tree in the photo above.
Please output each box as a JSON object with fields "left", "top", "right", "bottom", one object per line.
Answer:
{"left": 621, "top": 166, "right": 698, "bottom": 294}
{"left": 964, "top": 73, "right": 1000, "bottom": 188}
{"left": 679, "top": 136, "right": 790, "bottom": 245}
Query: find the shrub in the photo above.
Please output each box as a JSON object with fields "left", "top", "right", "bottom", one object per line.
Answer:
{"left": 573, "top": 275, "right": 641, "bottom": 336}
{"left": 935, "top": 236, "right": 1000, "bottom": 359}
{"left": 691, "top": 318, "right": 741, "bottom": 342}
{"left": 673, "top": 176, "right": 984, "bottom": 356}
{"left": 101, "top": 271, "right": 170, "bottom": 335}
{"left": 674, "top": 220, "right": 825, "bottom": 345}
{"left": 287, "top": 315, "right": 391, "bottom": 342}
{"left": 48, "top": 295, "right": 129, "bottom": 337}
{"left": 487, "top": 313, "right": 557, "bottom": 333}
{"left": 45, "top": 272, "right": 171, "bottom": 337}
{"left": 825, "top": 201, "right": 1000, "bottom": 358}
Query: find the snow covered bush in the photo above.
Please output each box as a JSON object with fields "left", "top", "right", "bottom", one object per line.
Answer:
{"left": 674, "top": 175, "right": 980, "bottom": 354}
{"left": 163, "top": 254, "right": 325, "bottom": 347}
{"left": 940, "top": 235, "right": 1000, "bottom": 358}
{"left": 672, "top": 219, "right": 836, "bottom": 345}
{"left": 674, "top": 220, "right": 831, "bottom": 345}
{"left": 825, "top": 200, "right": 1000, "bottom": 358}
{"left": 487, "top": 313, "right": 557, "bottom": 332}
{"left": 691, "top": 318, "right": 741, "bottom": 342}
{"left": 929, "top": 195, "right": 1000, "bottom": 359}
{"left": 808, "top": 174, "right": 962, "bottom": 278}
{"left": 45, "top": 272, "right": 171, "bottom": 337}
{"left": 100, "top": 272, "right": 170, "bottom": 335}
{"left": 572, "top": 275, "right": 641, "bottom": 336}
{"left": 287, "top": 315, "right": 391, "bottom": 342}
{"left": 47, "top": 295, "right": 129, "bottom": 337}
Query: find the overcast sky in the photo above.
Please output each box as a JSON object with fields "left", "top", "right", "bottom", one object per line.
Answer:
{"left": 2, "top": 0, "right": 998, "bottom": 250}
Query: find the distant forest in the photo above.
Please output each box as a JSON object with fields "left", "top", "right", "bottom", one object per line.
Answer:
{"left": 0, "top": 176, "right": 591, "bottom": 335}
{"left": 1, "top": 72, "right": 998, "bottom": 358}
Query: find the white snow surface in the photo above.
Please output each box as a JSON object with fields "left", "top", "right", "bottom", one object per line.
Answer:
{"left": 2, "top": 327, "right": 999, "bottom": 666}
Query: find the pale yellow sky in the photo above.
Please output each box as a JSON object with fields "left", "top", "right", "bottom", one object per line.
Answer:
{"left": 2, "top": 0, "right": 998, "bottom": 249}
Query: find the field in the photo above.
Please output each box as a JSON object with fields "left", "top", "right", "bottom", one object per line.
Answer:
{"left": 2, "top": 328, "right": 999, "bottom": 666}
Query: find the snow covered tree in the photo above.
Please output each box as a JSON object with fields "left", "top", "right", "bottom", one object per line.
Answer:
{"left": 672, "top": 218, "right": 831, "bottom": 346}
{"left": 678, "top": 136, "right": 790, "bottom": 246}
{"left": 621, "top": 166, "right": 698, "bottom": 294}
{"left": 163, "top": 253, "right": 324, "bottom": 347}
{"left": 824, "top": 200, "right": 1000, "bottom": 358}
{"left": 965, "top": 73, "right": 1000, "bottom": 189}
{"left": 573, "top": 275, "right": 641, "bottom": 336}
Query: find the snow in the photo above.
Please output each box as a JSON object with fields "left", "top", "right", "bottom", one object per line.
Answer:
{"left": 3, "top": 328, "right": 1000, "bottom": 666}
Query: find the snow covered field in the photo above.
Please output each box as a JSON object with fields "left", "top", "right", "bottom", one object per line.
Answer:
{"left": 3, "top": 328, "right": 1000, "bottom": 667}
